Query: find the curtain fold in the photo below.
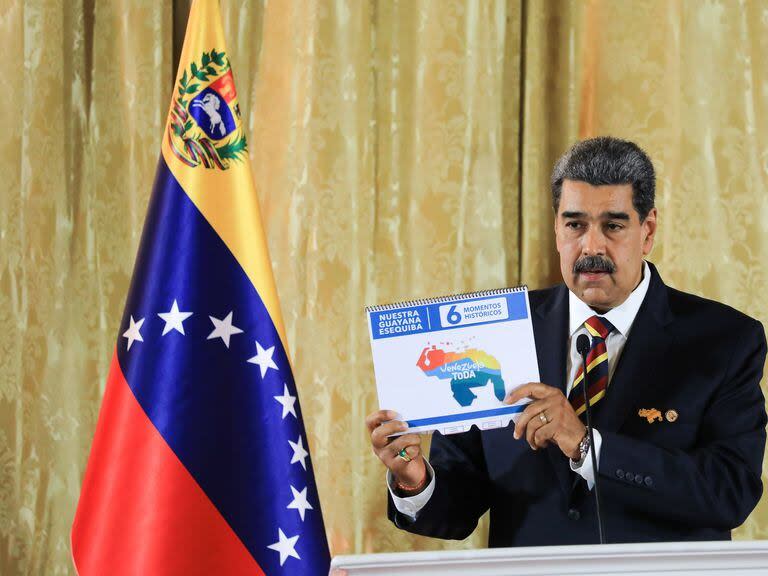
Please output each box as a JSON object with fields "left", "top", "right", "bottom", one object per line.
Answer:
{"left": 1, "top": 0, "right": 767, "bottom": 572}
{"left": 0, "top": 1, "right": 171, "bottom": 573}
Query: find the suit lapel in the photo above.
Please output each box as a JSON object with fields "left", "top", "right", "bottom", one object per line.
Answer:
{"left": 532, "top": 264, "right": 676, "bottom": 496}
{"left": 595, "top": 263, "right": 675, "bottom": 433}
{"left": 533, "top": 284, "right": 569, "bottom": 393}
{"left": 532, "top": 285, "right": 572, "bottom": 494}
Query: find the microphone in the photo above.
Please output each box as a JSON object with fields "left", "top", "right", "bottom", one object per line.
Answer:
{"left": 576, "top": 333, "right": 590, "bottom": 356}
{"left": 576, "top": 333, "right": 605, "bottom": 544}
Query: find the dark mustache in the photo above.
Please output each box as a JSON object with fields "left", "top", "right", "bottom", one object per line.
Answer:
{"left": 573, "top": 255, "right": 616, "bottom": 274}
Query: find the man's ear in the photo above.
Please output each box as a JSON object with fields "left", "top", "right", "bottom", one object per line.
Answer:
{"left": 641, "top": 208, "right": 658, "bottom": 255}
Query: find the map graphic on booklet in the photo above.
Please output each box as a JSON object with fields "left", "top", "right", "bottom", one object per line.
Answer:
{"left": 366, "top": 287, "right": 540, "bottom": 435}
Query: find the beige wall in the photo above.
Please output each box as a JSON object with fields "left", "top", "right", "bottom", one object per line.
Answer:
{"left": 1, "top": 1, "right": 767, "bottom": 573}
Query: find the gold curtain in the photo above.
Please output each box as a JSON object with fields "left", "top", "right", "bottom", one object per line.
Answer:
{"left": 0, "top": 0, "right": 766, "bottom": 572}
{"left": 0, "top": 1, "right": 172, "bottom": 573}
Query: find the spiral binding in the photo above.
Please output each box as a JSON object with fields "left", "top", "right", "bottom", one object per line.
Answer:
{"left": 365, "top": 285, "right": 527, "bottom": 313}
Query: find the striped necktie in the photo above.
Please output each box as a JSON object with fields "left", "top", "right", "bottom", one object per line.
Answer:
{"left": 569, "top": 315, "right": 615, "bottom": 418}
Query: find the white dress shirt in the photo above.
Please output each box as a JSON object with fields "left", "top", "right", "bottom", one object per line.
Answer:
{"left": 389, "top": 261, "right": 652, "bottom": 519}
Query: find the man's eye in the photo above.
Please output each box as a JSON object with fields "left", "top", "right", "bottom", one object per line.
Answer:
{"left": 606, "top": 222, "right": 624, "bottom": 231}
{"left": 565, "top": 222, "right": 583, "bottom": 229}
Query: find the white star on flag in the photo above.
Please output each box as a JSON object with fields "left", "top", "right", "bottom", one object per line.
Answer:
{"left": 287, "top": 485, "right": 313, "bottom": 521}
{"left": 158, "top": 300, "right": 193, "bottom": 336}
{"left": 122, "top": 316, "right": 145, "bottom": 351}
{"left": 207, "top": 311, "right": 243, "bottom": 348}
{"left": 274, "top": 384, "right": 297, "bottom": 419}
{"left": 247, "top": 340, "right": 278, "bottom": 378}
{"left": 267, "top": 528, "right": 300, "bottom": 566}
{"left": 289, "top": 435, "right": 309, "bottom": 470}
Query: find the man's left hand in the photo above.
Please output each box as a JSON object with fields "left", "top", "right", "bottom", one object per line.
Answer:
{"left": 505, "top": 383, "right": 586, "bottom": 460}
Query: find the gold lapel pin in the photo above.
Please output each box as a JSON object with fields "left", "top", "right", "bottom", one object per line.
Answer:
{"left": 665, "top": 409, "right": 678, "bottom": 422}
{"left": 638, "top": 408, "right": 663, "bottom": 423}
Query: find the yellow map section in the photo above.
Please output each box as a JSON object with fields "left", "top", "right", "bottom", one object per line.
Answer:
{"left": 441, "top": 349, "right": 501, "bottom": 370}
{"left": 466, "top": 349, "right": 501, "bottom": 370}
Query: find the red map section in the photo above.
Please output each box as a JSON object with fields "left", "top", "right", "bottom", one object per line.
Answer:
{"left": 416, "top": 345, "right": 445, "bottom": 371}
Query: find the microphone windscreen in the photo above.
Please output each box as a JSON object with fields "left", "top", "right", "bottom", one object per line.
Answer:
{"left": 576, "top": 334, "right": 591, "bottom": 356}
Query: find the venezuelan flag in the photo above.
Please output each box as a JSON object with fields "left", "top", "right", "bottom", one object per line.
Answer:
{"left": 71, "top": 1, "right": 330, "bottom": 574}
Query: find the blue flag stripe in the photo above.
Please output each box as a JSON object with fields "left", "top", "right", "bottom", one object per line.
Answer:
{"left": 116, "top": 157, "right": 329, "bottom": 574}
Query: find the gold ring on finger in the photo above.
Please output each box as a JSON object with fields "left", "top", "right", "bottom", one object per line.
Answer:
{"left": 397, "top": 448, "right": 412, "bottom": 462}
{"left": 539, "top": 412, "right": 550, "bottom": 424}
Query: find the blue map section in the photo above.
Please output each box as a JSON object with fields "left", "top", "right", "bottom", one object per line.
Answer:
{"left": 369, "top": 293, "right": 528, "bottom": 340}
{"left": 116, "top": 158, "right": 329, "bottom": 575}
{"left": 422, "top": 362, "right": 505, "bottom": 407}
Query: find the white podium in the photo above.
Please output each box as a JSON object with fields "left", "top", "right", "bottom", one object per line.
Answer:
{"left": 330, "top": 540, "right": 768, "bottom": 575}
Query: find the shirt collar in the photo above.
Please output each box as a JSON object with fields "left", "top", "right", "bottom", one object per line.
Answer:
{"left": 568, "top": 260, "right": 651, "bottom": 338}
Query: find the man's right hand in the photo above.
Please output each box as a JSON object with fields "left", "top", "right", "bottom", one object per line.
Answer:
{"left": 366, "top": 409, "right": 427, "bottom": 490}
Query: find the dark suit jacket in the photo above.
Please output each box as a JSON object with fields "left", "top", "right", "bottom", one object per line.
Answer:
{"left": 388, "top": 263, "right": 767, "bottom": 546}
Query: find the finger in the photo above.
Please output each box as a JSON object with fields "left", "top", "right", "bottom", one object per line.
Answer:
{"left": 371, "top": 420, "right": 408, "bottom": 448}
{"left": 386, "top": 434, "right": 422, "bottom": 459}
{"left": 402, "top": 444, "right": 421, "bottom": 460}
{"left": 365, "top": 409, "right": 399, "bottom": 433}
{"left": 532, "top": 421, "right": 556, "bottom": 450}
{"left": 388, "top": 433, "right": 421, "bottom": 448}
{"left": 385, "top": 443, "right": 423, "bottom": 467}
{"left": 506, "top": 382, "right": 555, "bottom": 405}
{"left": 371, "top": 420, "right": 408, "bottom": 449}
{"left": 526, "top": 411, "right": 553, "bottom": 449}
{"left": 513, "top": 399, "right": 552, "bottom": 440}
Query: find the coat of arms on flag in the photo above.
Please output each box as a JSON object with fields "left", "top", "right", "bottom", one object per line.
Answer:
{"left": 168, "top": 48, "right": 248, "bottom": 169}
{"left": 71, "top": 1, "right": 331, "bottom": 574}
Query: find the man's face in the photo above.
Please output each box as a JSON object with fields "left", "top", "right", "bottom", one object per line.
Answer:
{"left": 555, "top": 179, "right": 657, "bottom": 312}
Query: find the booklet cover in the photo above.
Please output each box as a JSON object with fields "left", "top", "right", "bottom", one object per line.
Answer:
{"left": 366, "top": 287, "right": 540, "bottom": 435}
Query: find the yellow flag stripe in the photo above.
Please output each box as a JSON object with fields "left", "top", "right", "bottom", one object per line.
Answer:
{"left": 161, "top": 0, "right": 289, "bottom": 356}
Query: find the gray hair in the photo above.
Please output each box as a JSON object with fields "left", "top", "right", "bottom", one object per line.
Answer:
{"left": 551, "top": 136, "right": 656, "bottom": 221}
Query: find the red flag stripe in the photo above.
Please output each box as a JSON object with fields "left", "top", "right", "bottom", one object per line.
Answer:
{"left": 71, "top": 352, "right": 263, "bottom": 576}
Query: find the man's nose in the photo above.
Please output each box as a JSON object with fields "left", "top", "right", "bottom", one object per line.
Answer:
{"left": 582, "top": 226, "right": 607, "bottom": 255}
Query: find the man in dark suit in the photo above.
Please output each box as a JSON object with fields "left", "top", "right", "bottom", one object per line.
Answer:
{"left": 365, "top": 137, "right": 767, "bottom": 545}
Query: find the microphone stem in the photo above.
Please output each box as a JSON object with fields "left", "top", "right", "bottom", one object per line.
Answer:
{"left": 581, "top": 350, "right": 605, "bottom": 544}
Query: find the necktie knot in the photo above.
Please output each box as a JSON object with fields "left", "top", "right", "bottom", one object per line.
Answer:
{"left": 584, "top": 315, "right": 614, "bottom": 340}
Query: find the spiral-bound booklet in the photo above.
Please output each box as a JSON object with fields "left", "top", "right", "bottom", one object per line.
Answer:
{"left": 366, "top": 287, "right": 540, "bottom": 435}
